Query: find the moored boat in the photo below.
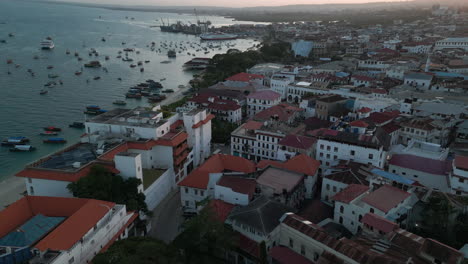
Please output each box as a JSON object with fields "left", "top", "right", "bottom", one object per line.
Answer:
{"left": 43, "top": 138, "right": 67, "bottom": 144}
{"left": 41, "top": 39, "right": 55, "bottom": 50}
{"left": 113, "top": 100, "right": 127, "bottom": 105}
{"left": 40, "top": 90, "right": 48, "bottom": 95}
{"left": 40, "top": 131, "right": 58, "bottom": 136}
{"left": 69, "top": 122, "right": 85, "bottom": 128}
{"left": 10, "top": 145, "right": 36, "bottom": 152}
{"left": 1, "top": 137, "right": 30, "bottom": 146}
{"left": 86, "top": 105, "right": 100, "bottom": 110}
{"left": 84, "top": 61, "right": 101, "bottom": 68}
{"left": 44, "top": 126, "right": 61, "bottom": 132}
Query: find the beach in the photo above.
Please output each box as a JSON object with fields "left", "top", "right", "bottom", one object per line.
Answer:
{"left": 0, "top": 176, "right": 25, "bottom": 208}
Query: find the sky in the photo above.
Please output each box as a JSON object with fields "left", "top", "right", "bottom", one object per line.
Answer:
{"left": 55, "top": 0, "right": 404, "bottom": 8}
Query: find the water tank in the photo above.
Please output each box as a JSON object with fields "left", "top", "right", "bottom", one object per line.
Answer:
{"left": 72, "top": 162, "right": 81, "bottom": 168}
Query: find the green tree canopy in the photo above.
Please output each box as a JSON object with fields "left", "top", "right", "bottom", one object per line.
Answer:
{"left": 67, "top": 165, "right": 148, "bottom": 213}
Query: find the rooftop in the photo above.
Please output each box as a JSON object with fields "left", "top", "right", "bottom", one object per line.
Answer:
{"left": 278, "top": 134, "right": 316, "bottom": 149}
{"left": 87, "top": 107, "right": 166, "bottom": 128}
{"left": 253, "top": 103, "right": 303, "bottom": 123}
{"left": 361, "top": 213, "right": 398, "bottom": 233}
{"left": 257, "top": 167, "right": 304, "bottom": 194}
{"left": 454, "top": 155, "right": 468, "bottom": 170}
{"left": 36, "top": 143, "right": 97, "bottom": 171}
{"left": 226, "top": 72, "right": 264, "bottom": 82}
{"left": 389, "top": 154, "right": 452, "bottom": 176}
{"left": 217, "top": 176, "right": 257, "bottom": 198}
{"left": 331, "top": 184, "right": 369, "bottom": 204}
{"left": 257, "top": 154, "right": 320, "bottom": 176}
{"left": 142, "top": 169, "right": 167, "bottom": 190}
{"left": 269, "top": 246, "right": 314, "bottom": 264}
{"left": 246, "top": 90, "right": 281, "bottom": 100}
{"left": 361, "top": 185, "right": 411, "bottom": 213}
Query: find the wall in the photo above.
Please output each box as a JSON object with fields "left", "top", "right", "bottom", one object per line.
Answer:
{"left": 144, "top": 168, "right": 174, "bottom": 210}
{"left": 214, "top": 185, "right": 250, "bottom": 205}
{"left": 321, "top": 178, "right": 348, "bottom": 205}
{"left": 316, "top": 139, "right": 385, "bottom": 168}
{"left": 389, "top": 164, "right": 450, "bottom": 192}
{"left": 26, "top": 178, "right": 73, "bottom": 198}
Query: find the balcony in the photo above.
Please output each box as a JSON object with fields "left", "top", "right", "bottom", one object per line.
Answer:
{"left": 174, "top": 143, "right": 189, "bottom": 157}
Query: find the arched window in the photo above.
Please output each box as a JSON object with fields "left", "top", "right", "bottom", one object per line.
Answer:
{"left": 340, "top": 206, "right": 344, "bottom": 214}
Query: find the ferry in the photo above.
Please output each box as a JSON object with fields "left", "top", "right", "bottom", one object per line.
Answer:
{"left": 1, "top": 137, "right": 30, "bottom": 146}
{"left": 40, "top": 39, "right": 55, "bottom": 50}
{"left": 200, "top": 33, "right": 237, "bottom": 41}
{"left": 10, "top": 145, "right": 36, "bottom": 152}
{"left": 43, "top": 138, "right": 67, "bottom": 144}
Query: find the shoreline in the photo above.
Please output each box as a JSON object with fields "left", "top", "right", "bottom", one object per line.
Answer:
{"left": 0, "top": 176, "right": 26, "bottom": 208}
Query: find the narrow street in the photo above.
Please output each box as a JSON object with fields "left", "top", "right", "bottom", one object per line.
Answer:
{"left": 148, "top": 189, "right": 184, "bottom": 243}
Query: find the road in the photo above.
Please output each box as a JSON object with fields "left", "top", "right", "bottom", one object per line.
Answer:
{"left": 148, "top": 189, "right": 184, "bottom": 243}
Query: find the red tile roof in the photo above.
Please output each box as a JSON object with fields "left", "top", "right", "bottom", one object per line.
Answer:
{"left": 362, "top": 213, "right": 398, "bottom": 233}
{"left": 361, "top": 185, "right": 411, "bottom": 213}
{"left": 270, "top": 246, "right": 315, "bottom": 264}
{"left": 278, "top": 135, "right": 316, "bottom": 150}
{"left": 389, "top": 154, "right": 452, "bottom": 176}
{"left": 217, "top": 176, "right": 257, "bottom": 198}
{"left": 257, "top": 154, "right": 320, "bottom": 176}
{"left": 331, "top": 184, "right": 369, "bottom": 204}
{"left": 247, "top": 90, "right": 281, "bottom": 100}
{"left": 208, "top": 199, "right": 235, "bottom": 222}
{"left": 0, "top": 196, "right": 116, "bottom": 251}
{"left": 254, "top": 104, "right": 303, "bottom": 122}
{"left": 178, "top": 154, "right": 256, "bottom": 189}
{"left": 366, "top": 111, "right": 399, "bottom": 125}
{"left": 192, "top": 114, "right": 215, "bottom": 129}
{"left": 358, "top": 107, "right": 372, "bottom": 113}
{"left": 381, "top": 122, "right": 401, "bottom": 134}
{"left": 352, "top": 75, "right": 375, "bottom": 82}
{"left": 372, "top": 88, "right": 388, "bottom": 94}
{"left": 243, "top": 120, "right": 263, "bottom": 130}
{"left": 189, "top": 94, "right": 241, "bottom": 111}
{"left": 349, "top": 120, "right": 369, "bottom": 128}
{"left": 454, "top": 155, "right": 468, "bottom": 170}
{"left": 226, "top": 72, "right": 264, "bottom": 82}
{"left": 237, "top": 233, "right": 260, "bottom": 258}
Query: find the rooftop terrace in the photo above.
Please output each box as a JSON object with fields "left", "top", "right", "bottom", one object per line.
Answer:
{"left": 87, "top": 107, "right": 166, "bottom": 128}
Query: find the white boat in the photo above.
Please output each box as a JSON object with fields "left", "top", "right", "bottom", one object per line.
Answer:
{"left": 10, "top": 145, "right": 36, "bottom": 152}
{"left": 41, "top": 40, "right": 55, "bottom": 50}
{"left": 200, "top": 33, "right": 237, "bottom": 41}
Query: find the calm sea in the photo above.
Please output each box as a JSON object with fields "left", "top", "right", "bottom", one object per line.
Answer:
{"left": 0, "top": 0, "right": 260, "bottom": 180}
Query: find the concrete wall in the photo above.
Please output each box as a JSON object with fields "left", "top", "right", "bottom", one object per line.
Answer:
{"left": 214, "top": 185, "right": 249, "bottom": 205}
{"left": 144, "top": 169, "right": 174, "bottom": 210}
{"left": 26, "top": 178, "right": 73, "bottom": 197}
{"left": 389, "top": 164, "right": 450, "bottom": 192}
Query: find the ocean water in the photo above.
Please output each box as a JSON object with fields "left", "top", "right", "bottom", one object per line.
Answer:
{"left": 0, "top": 0, "right": 259, "bottom": 180}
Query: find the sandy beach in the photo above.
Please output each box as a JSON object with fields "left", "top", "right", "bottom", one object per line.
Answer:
{"left": 0, "top": 176, "right": 26, "bottom": 208}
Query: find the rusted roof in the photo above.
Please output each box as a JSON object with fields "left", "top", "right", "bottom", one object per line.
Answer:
{"left": 257, "top": 154, "right": 320, "bottom": 176}
{"left": 226, "top": 72, "right": 264, "bottom": 82}
{"left": 361, "top": 213, "right": 398, "bottom": 233}
{"left": 361, "top": 185, "right": 410, "bottom": 213}
{"left": 331, "top": 184, "right": 369, "bottom": 204}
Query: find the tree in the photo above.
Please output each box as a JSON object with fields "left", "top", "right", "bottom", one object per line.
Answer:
{"left": 67, "top": 165, "right": 149, "bottom": 213}
{"left": 211, "top": 119, "right": 239, "bottom": 144}
{"left": 93, "top": 237, "right": 180, "bottom": 264}
{"left": 259, "top": 241, "right": 268, "bottom": 264}
{"left": 172, "top": 207, "right": 236, "bottom": 264}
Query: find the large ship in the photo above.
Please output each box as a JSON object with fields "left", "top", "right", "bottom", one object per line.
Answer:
{"left": 40, "top": 39, "right": 55, "bottom": 50}
{"left": 200, "top": 33, "right": 237, "bottom": 41}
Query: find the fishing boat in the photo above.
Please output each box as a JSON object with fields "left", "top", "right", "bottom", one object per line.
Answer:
{"left": 84, "top": 110, "right": 100, "bottom": 115}
{"left": 1, "top": 137, "right": 30, "bottom": 146}
{"left": 125, "top": 93, "right": 142, "bottom": 99}
{"left": 10, "top": 145, "right": 36, "bottom": 152}
{"left": 69, "top": 122, "right": 85, "bottom": 128}
{"left": 40, "top": 131, "right": 58, "bottom": 136}
{"left": 40, "top": 39, "right": 55, "bottom": 50}
{"left": 39, "top": 90, "right": 48, "bottom": 95}
{"left": 130, "top": 64, "right": 136, "bottom": 68}
{"left": 113, "top": 100, "right": 127, "bottom": 105}
{"left": 144, "top": 60, "right": 150, "bottom": 63}
{"left": 47, "top": 65, "right": 54, "bottom": 69}
{"left": 86, "top": 105, "right": 100, "bottom": 110}
{"left": 167, "top": 50, "right": 176, "bottom": 58}
{"left": 140, "top": 68, "right": 144, "bottom": 72}
{"left": 43, "top": 138, "right": 67, "bottom": 144}
{"left": 75, "top": 71, "right": 82, "bottom": 75}
{"left": 6, "top": 59, "right": 13, "bottom": 64}
{"left": 48, "top": 74, "right": 59, "bottom": 78}
{"left": 44, "top": 81, "right": 57, "bottom": 87}
{"left": 123, "top": 48, "right": 134, "bottom": 52}
{"left": 84, "top": 61, "right": 101, "bottom": 68}
{"left": 93, "top": 76, "right": 101, "bottom": 80}
{"left": 162, "top": 89, "right": 174, "bottom": 93}
{"left": 44, "top": 126, "right": 61, "bottom": 132}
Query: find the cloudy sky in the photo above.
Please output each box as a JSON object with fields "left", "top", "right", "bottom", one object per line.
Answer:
{"left": 56, "top": 0, "right": 403, "bottom": 8}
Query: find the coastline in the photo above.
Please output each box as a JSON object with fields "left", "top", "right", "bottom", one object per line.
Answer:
{"left": 0, "top": 176, "right": 26, "bottom": 208}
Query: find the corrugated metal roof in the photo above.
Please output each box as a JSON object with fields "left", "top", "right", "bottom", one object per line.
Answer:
{"left": 0, "top": 214, "right": 64, "bottom": 248}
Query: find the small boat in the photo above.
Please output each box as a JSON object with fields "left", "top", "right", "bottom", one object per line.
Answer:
{"left": 162, "top": 89, "right": 174, "bottom": 93}
{"left": 130, "top": 64, "right": 136, "bottom": 68}
{"left": 123, "top": 48, "right": 134, "bottom": 52}
{"left": 84, "top": 61, "right": 101, "bottom": 68}
{"left": 93, "top": 76, "right": 101, "bottom": 80}
{"left": 117, "top": 77, "right": 122, "bottom": 81}
{"left": 144, "top": 60, "right": 150, "bottom": 63}
{"left": 1, "top": 137, "right": 29, "bottom": 146}
{"left": 137, "top": 61, "right": 143, "bottom": 66}
{"left": 33, "top": 55, "right": 39, "bottom": 60}
{"left": 6, "top": 59, "right": 13, "bottom": 64}
{"left": 47, "top": 65, "right": 54, "bottom": 69}
{"left": 167, "top": 50, "right": 176, "bottom": 58}
{"left": 75, "top": 71, "right": 82, "bottom": 75}
{"left": 66, "top": 50, "right": 70, "bottom": 55}
{"left": 8, "top": 33, "right": 14, "bottom": 37}
{"left": 113, "top": 100, "right": 127, "bottom": 105}
{"left": 125, "top": 93, "right": 142, "bottom": 99}
{"left": 40, "top": 131, "right": 58, "bottom": 136}
{"left": 101, "top": 37, "right": 106, "bottom": 42}
{"left": 122, "top": 57, "right": 133, "bottom": 62}
{"left": 105, "top": 56, "right": 109, "bottom": 60}
{"left": 178, "top": 85, "right": 186, "bottom": 89}
{"left": 140, "top": 68, "right": 144, "bottom": 72}
{"left": 69, "top": 122, "right": 85, "bottom": 128}
{"left": 10, "top": 145, "right": 36, "bottom": 152}
{"left": 44, "top": 81, "right": 56, "bottom": 87}
{"left": 44, "top": 126, "right": 61, "bottom": 132}
{"left": 86, "top": 105, "right": 100, "bottom": 110}
{"left": 48, "top": 74, "right": 59, "bottom": 78}
{"left": 74, "top": 52, "right": 79, "bottom": 57}
{"left": 40, "top": 90, "right": 48, "bottom": 95}
{"left": 41, "top": 39, "right": 55, "bottom": 50}
{"left": 84, "top": 110, "right": 100, "bottom": 115}
{"left": 160, "top": 78, "right": 166, "bottom": 81}
{"left": 43, "top": 138, "right": 67, "bottom": 144}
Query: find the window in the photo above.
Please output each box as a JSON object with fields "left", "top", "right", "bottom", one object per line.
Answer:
{"left": 185, "top": 188, "right": 188, "bottom": 194}
{"left": 350, "top": 150, "right": 355, "bottom": 156}
{"left": 300, "top": 245, "right": 305, "bottom": 255}
{"left": 369, "top": 154, "right": 373, "bottom": 159}
{"left": 28, "top": 178, "right": 32, "bottom": 183}
{"left": 68, "top": 257, "right": 75, "bottom": 264}
{"left": 370, "top": 208, "right": 374, "bottom": 213}
{"left": 29, "top": 186, "right": 34, "bottom": 195}
{"left": 194, "top": 190, "right": 198, "bottom": 195}
{"left": 340, "top": 206, "right": 344, "bottom": 213}
{"left": 320, "top": 144, "right": 324, "bottom": 150}
{"left": 333, "top": 186, "right": 337, "bottom": 192}
{"left": 185, "top": 201, "right": 189, "bottom": 206}
{"left": 326, "top": 154, "right": 330, "bottom": 159}
{"left": 326, "top": 146, "right": 331, "bottom": 151}
{"left": 289, "top": 238, "right": 294, "bottom": 248}
{"left": 339, "top": 216, "right": 343, "bottom": 224}
{"left": 319, "top": 153, "right": 323, "bottom": 157}
{"left": 326, "top": 184, "right": 330, "bottom": 191}
{"left": 459, "top": 178, "right": 465, "bottom": 183}
{"left": 334, "top": 147, "right": 338, "bottom": 152}
{"left": 200, "top": 190, "right": 204, "bottom": 196}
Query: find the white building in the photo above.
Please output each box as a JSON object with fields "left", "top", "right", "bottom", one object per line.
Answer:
{"left": 186, "top": 95, "right": 242, "bottom": 124}
{"left": 388, "top": 154, "right": 451, "bottom": 192}
{"left": 333, "top": 184, "right": 417, "bottom": 234}
{"left": 435, "top": 37, "right": 468, "bottom": 51}
{"left": 450, "top": 156, "right": 468, "bottom": 196}
{"left": 358, "top": 60, "right": 392, "bottom": 71}
{"left": 403, "top": 72, "right": 433, "bottom": 89}
{"left": 270, "top": 74, "right": 295, "bottom": 99}
{"left": 315, "top": 131, "right": 387, "bottom": 169}
{"left": 246, "top": 90, "right": 281, "bottom": 117}
{"left": 401, "top": 42, "right": 432, "bottom": 54}
{"left": 0, "top": 196, "right": 138, "bottom": 264}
